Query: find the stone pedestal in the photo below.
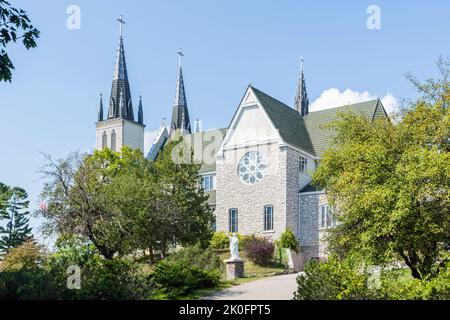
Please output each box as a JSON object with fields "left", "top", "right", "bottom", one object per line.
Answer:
{"left": 286, "top": 248, "right": 303, "bottom": 272}
{"left": 224, "top": 258, "right": 244, "bottom": 280}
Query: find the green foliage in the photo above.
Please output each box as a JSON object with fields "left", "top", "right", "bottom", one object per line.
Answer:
{"left": 242, "top": 235, "right": 274, "bottom": 266}
{"left": 151, "top": 260, "right": 220, "bottom": 298}
{"left": 166, "top": 243, "right": 224, "bottom": 272}
{"left": 0, "top": 268, "right": 61, "bottom": 300}
{"left": 294, "top": 256, "right": 378, "bottom": 300}
{"left": 0, "top": 0, "right": 40, "bottom": 82}
{"left": 278, "top": 229, "right": 299, "bottom": 253}
{"left": 46, "top": 234, "right": 153, "bottom": 300}
{"left": 210, "top": 231, "right": 229, "bottom": 249}
{"left": 153, "top": 138, "right": 214, "bottom": 250}
{"left": 39, "top": 142, "right": 214, "bottom": 261}
{"left": 312, "top": 65, "right": 450, "bottom": 279}
{"left": 0, "top": 235, "right": 153, "bottom": 300}
{"left": 0, "top": 241, "right": 61, "bottom": 300}
{"left": 295, "top": 256, "right": 450, "bottom": 300}
{"left": 0, "top": 240, "right": 45, "bottom": 272}
{"left": 0, "top": 184, "right": 32, "bottom": 255}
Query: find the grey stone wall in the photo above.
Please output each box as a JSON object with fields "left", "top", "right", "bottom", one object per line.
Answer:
{"left": 298, "top": 192, "right": 328, "bottom": 260}
{"left": 215, "top": 143, "right": 287, "bottom": 241}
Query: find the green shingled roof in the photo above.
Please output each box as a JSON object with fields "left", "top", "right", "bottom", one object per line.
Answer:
{"left": 251, "top": 86, "right": 316, "bottom": 156}
{"left": 304, "top": 99, "right": 384, "bottom": 157}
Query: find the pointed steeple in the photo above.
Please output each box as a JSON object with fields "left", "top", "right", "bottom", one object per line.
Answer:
{"left": 195, "top": 118, "right": 201, "bottom": 133}
{"left": 108, "top": 15, "right": 134, "bottom": 121}
{"left": 294, "top": 56, "right": 309, "bottom": 117}
{"left": 98, "top": 93, "right": 104, "bottom": 122}
{"left": 170, "top": 49, "right": 191, "bottom": 134}
{"left": 138, "top": 95, "right": 144, "bottom": 125}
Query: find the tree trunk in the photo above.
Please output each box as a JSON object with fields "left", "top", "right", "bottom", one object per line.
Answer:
{"left": 409, "top": 266, "right": 422, "bottom": 280}
{"left": 161, "top": 241, "right": 167, "bottom": 258}
{"left": 398, "top": 250, "right": 422, "bottom": 280}
{"left": 148, "top": 245, "right": 154, "bottom": 264}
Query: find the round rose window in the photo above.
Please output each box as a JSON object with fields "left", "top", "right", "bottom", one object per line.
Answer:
{"left": 237, "top": 151, "right": 266, "bottom": 185}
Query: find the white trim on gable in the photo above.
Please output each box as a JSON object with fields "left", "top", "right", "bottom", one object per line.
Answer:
{"left": 216, "top": 86, "right": 283, "bottom": 157}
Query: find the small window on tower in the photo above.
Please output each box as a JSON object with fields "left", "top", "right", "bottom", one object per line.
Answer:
{"left": 102, "top": 132, "right": 107, "bottom": 149}
{"left": 299, "top": 156, "right": 308, "bottom": 174}
{"left": 111, "top": 130, "right": 117, "bottom": 152}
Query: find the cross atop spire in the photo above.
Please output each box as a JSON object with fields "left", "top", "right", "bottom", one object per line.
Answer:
{"left": 177, "top": 48, "right": 184, "bottom": 68}
{"left": 117, "top": 15, "right": 125, "bottom": 38}
{"left": 300, "top": 56, "right": 304, "bottom": 74}
{"left": 294, "top": 56, "right": 309, "bottom": 117}
{"left": 107, "top": 16, "right": 134, "bottom": 121}
{"left": 171, "top": 49, "right": 191, "bottom": 134}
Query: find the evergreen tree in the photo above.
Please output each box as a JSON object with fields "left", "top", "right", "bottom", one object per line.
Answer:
{"left": 0, "top": 185, "right": 32, "bottom": 255}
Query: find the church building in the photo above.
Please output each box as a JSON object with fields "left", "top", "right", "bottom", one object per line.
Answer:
{"left": 95, "top": 17, "right": 388, "bottom": 262}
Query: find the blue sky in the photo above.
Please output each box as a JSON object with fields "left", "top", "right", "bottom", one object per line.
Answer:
{"left": 1, "top": 0, "right": 449, "bottom": 243}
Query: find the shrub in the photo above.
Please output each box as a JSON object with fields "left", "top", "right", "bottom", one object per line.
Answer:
{"left": 243, "top": 236, "right": 274, "bottom": 266}
{"left": 152, "top": 260, "right": 220, "bottom": 298}
{"left": 166, "top": 243, "right": 224, "bottom": 272}
{"left": 0, "top": 268, "right": 62, "bottom": 300}
{"left": 46, "top": 235, "right": 153, "bottom": 300}
{"left": 210, "top": 232, "right": 229, "bottom": 249}
{"left": 0, "top": 235, "right": 153, "bottom": 300}
{"left": 294, "top": 256, "right": 376, "bottom": 300}
{"left": 278, "top": 229, "right": 299, "bottom": 253}
{"left": 0, "top": 240, "right": 46, "bottom": 272}
{"left": 381, "top": 261, "right": 450, "bottom": 300}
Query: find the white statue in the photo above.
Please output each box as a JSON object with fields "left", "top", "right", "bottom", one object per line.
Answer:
{"left": 229, "top": 233, "right": 240, "bottom": 260}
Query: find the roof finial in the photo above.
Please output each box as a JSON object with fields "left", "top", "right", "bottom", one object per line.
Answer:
{"left": 177, "top": 48, "right": 184, "bottom": 69}
{"left": 294, "top": 56, "right": 309, "bottom": 116}
{"left": 117, "top": 15, "right": 125, "bottom": 38}
{"left": 300, "top": 56, "right": 304, "bottom": 74}
{"left": 98, "top": 93, "right": 104, "bottom": 122}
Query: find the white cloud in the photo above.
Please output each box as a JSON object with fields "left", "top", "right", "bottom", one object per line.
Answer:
{"left": 380, "top": 93, "right": 399, "bottom": 114}
{"left": 310, "top": 88, "right": 399, "bottom": 114}
{"left": 144, "top": 129, "right": 160, "bottom": 156}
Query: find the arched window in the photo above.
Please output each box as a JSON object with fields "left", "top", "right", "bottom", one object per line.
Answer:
{"left": 111, "top": 130, "right": 116, "bottom": 152}
{"left": 102, "top": 131, "right": 107, "bottom": 149}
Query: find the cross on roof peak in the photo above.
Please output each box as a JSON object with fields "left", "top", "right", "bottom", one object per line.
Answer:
{"left": 177, "top": 49, "right": 184, "bottom": 68}
{"left": 117, "top": 15, "right": 126, "bottom": 37}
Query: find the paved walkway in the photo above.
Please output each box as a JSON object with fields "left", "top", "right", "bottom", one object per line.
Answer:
{"left": 204, "top": 273, "right": 302, "bottom": 300}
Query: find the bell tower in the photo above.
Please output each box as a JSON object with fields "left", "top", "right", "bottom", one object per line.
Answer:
{"left": 96, "top": 15, "right": 144, "bottom": 152}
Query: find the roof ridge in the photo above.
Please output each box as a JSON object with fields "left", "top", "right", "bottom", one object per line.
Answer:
{"left": 250, "top": 86, "right": 300, "bottom": 116}
{"left": 307, "top": 99, "right": 380, "bottom": 115}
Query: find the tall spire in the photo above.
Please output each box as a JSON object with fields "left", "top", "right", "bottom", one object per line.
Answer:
{"left": 294, "top": 56, "right": 309, "bottom": 117}
{"left": 138, "top": 95, "right": 144, "bottom": 125}
{"left": 170, "top": 49, "right": 191, "bottom": 134}
{"left": 98, "top": 93, "right": 103, "bottom": 122}
{"left": 108, "top": 15, "right": 134, "bottom": 121}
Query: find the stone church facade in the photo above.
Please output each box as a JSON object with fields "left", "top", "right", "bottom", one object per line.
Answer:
{"left": 95, "top": 21, "right": 388, "bottom": 262}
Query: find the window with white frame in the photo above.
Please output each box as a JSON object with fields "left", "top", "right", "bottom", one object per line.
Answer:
{"left": 299, "top": 156, "right": 308, "bottom": 174}
{"left": 202, "top": 175, "right": 215, "bottom": 191}
{"left": 264, "top": 205, "right": 274, "bottom": 231}
{"left": 229, "top": 208, "right": 238, "bottom": 233}
{"left": 319, "top": 205, "right": 336, "bottom": 229}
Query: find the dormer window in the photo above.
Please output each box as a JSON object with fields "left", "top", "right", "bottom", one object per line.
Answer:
{"left": 299, "top": 156, "right": 308, "bottom": 174}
